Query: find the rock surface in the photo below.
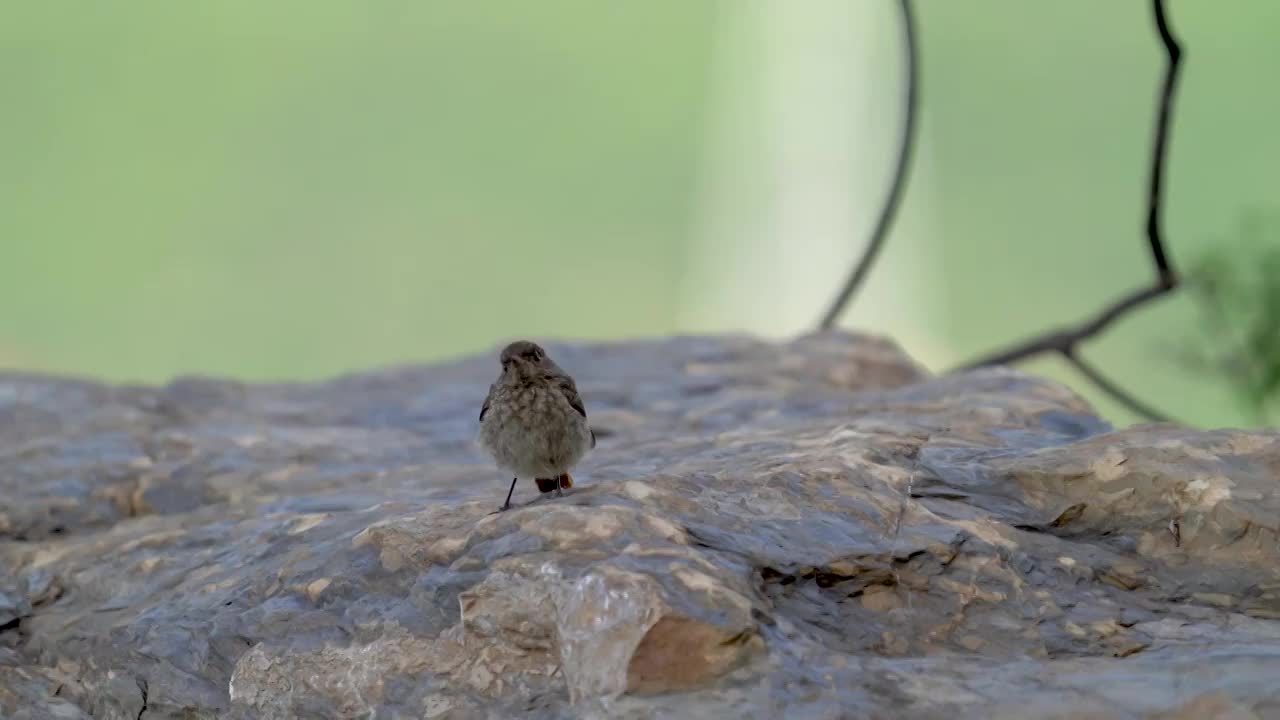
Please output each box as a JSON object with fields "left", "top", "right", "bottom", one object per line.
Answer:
{"left": 1, "top": 331, "right": 1279, "bottom": 719}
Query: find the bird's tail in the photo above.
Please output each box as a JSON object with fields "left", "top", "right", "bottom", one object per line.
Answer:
{"left": 535, "top": 474, "right": 573, "bottom": 493}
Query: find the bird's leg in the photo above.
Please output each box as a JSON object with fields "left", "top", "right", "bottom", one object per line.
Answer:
{"left": 491, "top": 477, "right": 518, "bottom": 514}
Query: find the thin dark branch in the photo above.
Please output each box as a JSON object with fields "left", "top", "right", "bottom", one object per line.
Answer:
{"left": 1147, "top": 0, "right": 1182, "bottom": 285}
{"left": 1061, "top": 349, "right": 1172, "bottom": 423}
{"left": 818, "top": 0, "right": 918, "bottom": 330}
{"left": 956, "top": 284, "right": 1168, "bottom": 369}
{"left": 954, "top": 0, "right": 1186, "bottom": 427}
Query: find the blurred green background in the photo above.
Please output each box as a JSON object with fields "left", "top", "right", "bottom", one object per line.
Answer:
{"left": 2, "top": 1, "right": 1278, "bottom": 429}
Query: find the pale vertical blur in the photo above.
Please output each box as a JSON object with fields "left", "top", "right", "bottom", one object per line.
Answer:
{"left": 681, "top": 0, "right": 945, "bottom": 363}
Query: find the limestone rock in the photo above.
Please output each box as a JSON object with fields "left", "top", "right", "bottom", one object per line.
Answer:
{"left": 1, "top": 331, "right": 1278, "bottom": 719}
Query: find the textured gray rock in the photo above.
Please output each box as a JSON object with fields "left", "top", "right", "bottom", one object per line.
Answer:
{"left": 1, "top": 331, "right": 1279, "bottom": 719}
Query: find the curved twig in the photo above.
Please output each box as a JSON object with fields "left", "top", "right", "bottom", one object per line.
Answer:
{"left": 1147, "top": 0, "right": 1182, "bottom": 285}
{"left": 1061, "top": 349, "right": 1172, "bottom": 423}
{"left": 818, "top": 0, "right": 918, "bottom": 330}
{"left": 956, "top": 284, "right": 1168, "bottom": 369}
{"left": 955, "top": 0, "right": 1185, "bottom": 424}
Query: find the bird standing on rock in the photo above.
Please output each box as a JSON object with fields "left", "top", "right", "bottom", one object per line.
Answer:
{"left": 478, "top": 340, "right": 596, "bottom": 512}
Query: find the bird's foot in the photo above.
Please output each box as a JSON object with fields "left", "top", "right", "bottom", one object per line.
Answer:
{"left": 492, "top": 477, "right": 518, "bottom": 514}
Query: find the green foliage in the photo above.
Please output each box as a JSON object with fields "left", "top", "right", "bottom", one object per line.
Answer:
{"left": 1176, "top": 210, "right": 1280, "bottom": 424}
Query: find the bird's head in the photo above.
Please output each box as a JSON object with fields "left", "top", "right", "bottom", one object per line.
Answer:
{"left": 500, "top": 340, "right": 550, "bottom": 373}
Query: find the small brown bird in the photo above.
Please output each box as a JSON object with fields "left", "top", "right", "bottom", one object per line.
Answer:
{"left": 478, "top": 340, "right": 595, "bottom": 512}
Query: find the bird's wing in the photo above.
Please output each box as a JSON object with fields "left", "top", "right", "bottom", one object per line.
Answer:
{"left": 554, "top": 374, "right": 587, "bottom": 419}
{"left": 479, "top": 383, "right": 497, "bottom": 422}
